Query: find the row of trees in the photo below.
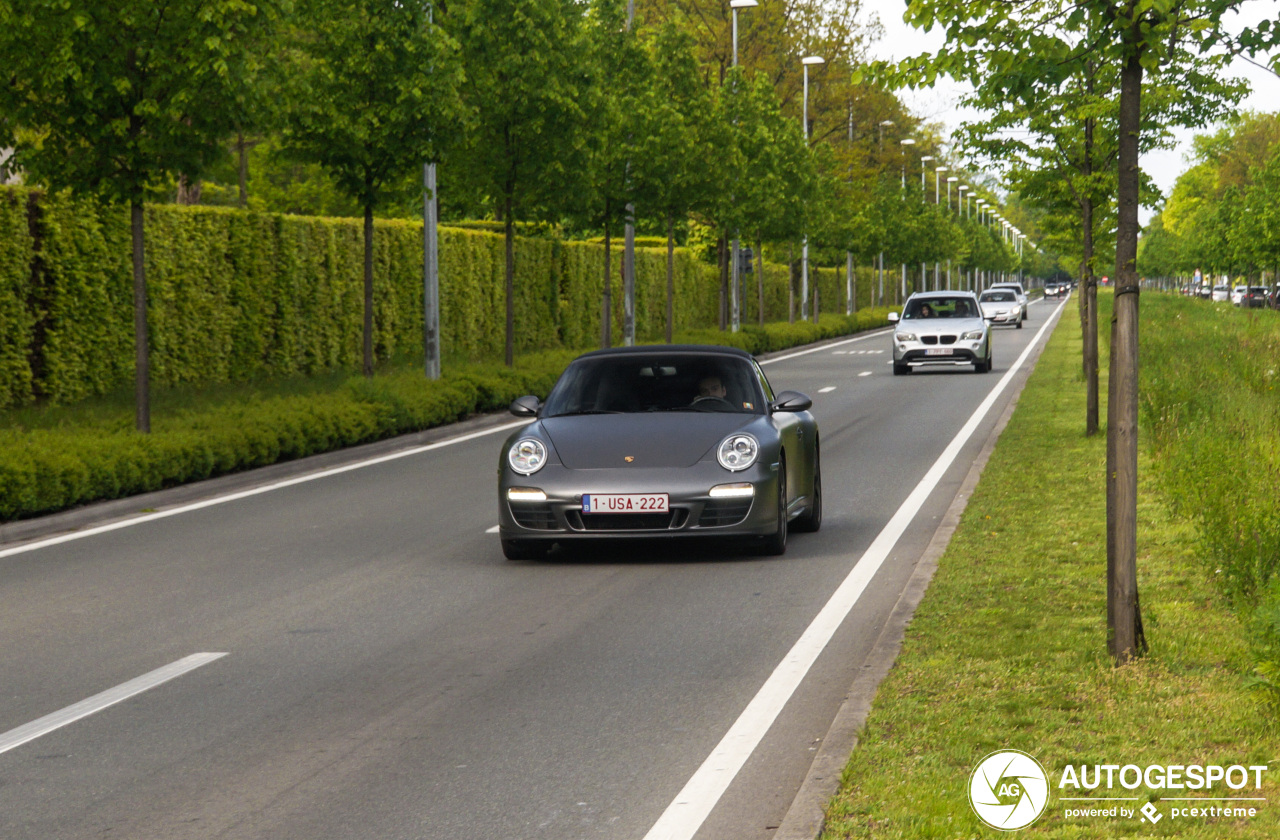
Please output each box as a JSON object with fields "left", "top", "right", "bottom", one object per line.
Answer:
{"left": 0, "top": 0, "right": 1045, "bottom": 432}
{"left": 1139, "top": 112, "right": 1280, "bottom": 283}
{"left": 871, "top": 0, "right": 1278, "bottom": 666}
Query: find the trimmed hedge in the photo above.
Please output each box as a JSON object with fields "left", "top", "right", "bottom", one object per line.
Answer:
{"left": 0, "top": 351, "right": 578, "bottom": 521}
{"left": 0, "top": 187, "right": 904, "bottom": 409}
{"left": 0, "top": 190, "right": 36, "bottom": 407}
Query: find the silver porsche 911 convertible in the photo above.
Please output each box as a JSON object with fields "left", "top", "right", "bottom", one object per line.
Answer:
{"left": 497, "top": 345, "right": 821, "bottom": 559}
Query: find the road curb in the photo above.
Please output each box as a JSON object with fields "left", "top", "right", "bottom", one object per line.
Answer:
{"left": 773, "top": 296, "right": 1064, "bottom": 840}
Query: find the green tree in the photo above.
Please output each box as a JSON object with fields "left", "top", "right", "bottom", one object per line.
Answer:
{"left": 282, "top": 0, "right": 462, "bottom": 377}
{"left": 0, "top": 0, "right": 283, "bottom": 431}
{"left": 630, "top": 22, "right": 727, "bottom": 339}
{"left": 579, "top": 0, "right": 650, "bottom": 347}
{"left": 872, "top": 0, "right": 1274, "bottom": 665}
{"left": 455, "top": 0, "right": 590, "bottom": 365}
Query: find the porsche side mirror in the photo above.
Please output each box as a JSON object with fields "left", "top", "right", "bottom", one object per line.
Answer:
{"left": 770, "top": 391, "right": 812, "bottom": 413}
{"left": 509, "top": 395, "right": 541, "bottom": 417}
{"left": 887, "top": 312, "right": 900, "bottom": 323}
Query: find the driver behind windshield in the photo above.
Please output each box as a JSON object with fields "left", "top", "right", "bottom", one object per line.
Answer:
{"left": 696, "top": 375, "right": 727, "bottom": 401}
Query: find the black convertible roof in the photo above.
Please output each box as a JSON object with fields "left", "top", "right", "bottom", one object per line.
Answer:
{"left": 573, "top": 344, "right": 754, "bottom": 360}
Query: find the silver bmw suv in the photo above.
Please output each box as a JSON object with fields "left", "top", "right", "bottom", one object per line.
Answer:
{"left": 888, "top": 291, "right": 993, "bottom": 375}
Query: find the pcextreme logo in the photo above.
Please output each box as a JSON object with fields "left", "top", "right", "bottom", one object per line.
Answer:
{"left": 968, "top": 750, "right": 1050, "bottom": 831}
{"left": 968, "top": 750, "right": 1269, "bottom": 831}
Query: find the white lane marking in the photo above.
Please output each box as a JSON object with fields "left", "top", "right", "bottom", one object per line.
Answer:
{"left": 817, "top": 387, "right": 836, "bottom": 394}
{"left": 0, "top": 653, "right": 228, "bottom": 756}
{"left": 642, "top": 297, "right": 1067, "bottom": 840}
{"left": 485, "top": 525, "right": 500, "bottom": 534}
{"left": 759, "top": 328, "right": 892, "bottom": 366}
{"left": 859, "top": 371, "right": 872, "bottom": 377}
{"left": 0, "top": 421, "right": 528, "bottom": 560}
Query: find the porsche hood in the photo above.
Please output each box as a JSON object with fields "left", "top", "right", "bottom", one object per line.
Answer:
{"left": 539, "top": 413, "right": 760, "bottom": 470}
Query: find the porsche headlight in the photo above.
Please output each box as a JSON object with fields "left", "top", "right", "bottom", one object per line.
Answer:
{"left": 508, "top": 438, "right": 548, "bottom": 475}
{"left": 717, "top": 433, "right": 760, "bottom": 471}
{"left": 961, "top": 329, "right": 985, "bottom": 341}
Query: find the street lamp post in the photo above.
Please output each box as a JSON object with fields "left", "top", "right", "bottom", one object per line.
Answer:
{"left": 874, "top": 120, "right": 893, "bottom": 307}
{"left": 878, "top": 119, "right": 894, "bottom": 152}
{"left": 899, "top": 138, "right": 913, "bottom": 301}
{"left": 957, "top": 185, "right": 969, "bottom": 289}
{"left": 946, "top": 177, "right": 958, "bottom": 286}
{"left": 933, "top": 166, "right": 946, "bottom": 288}
{"left": 801, "top": 55, "right": 824, "bottom": 322}
{"left": 976, "top": 200, "right": 986, "bottom": 289}
{"left": 728, "top": 0, "right": 757, "bottom": 334}
{"left": 919, "top": 155, "right": 932, "bottom": 292}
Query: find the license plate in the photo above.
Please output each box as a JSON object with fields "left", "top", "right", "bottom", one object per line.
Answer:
{"left": 925, "top": 348, "right": 953, "bottom": 356}
{"left": 582, "top": 493, "right": 669, "bottom": 513}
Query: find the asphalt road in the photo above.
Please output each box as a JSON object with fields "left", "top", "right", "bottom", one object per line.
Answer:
{"left": 0, "top": 297, "right": 1066, "bottom": 840}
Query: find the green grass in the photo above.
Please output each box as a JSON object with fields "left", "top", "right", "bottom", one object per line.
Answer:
{"left": 821, "top": 293, "right": 1280, "bottom": 838}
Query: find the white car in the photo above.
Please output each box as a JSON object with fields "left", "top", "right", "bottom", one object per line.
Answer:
{"left": 1231, "top": 285, "right": 1248, "bottom": 306}
{"left": 978, "top": 288, "right": 1024, "bottom": 328}
{"left": 888, "top": 291, "right": 993, "bottom": 375}
{"left": 987, "top": 282, "right": 1029, "bottom": 320}
{"left": 1211, "top": 284, "right": 1231, "bottom": 302}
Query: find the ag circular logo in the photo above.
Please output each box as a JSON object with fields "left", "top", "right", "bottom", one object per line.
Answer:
{"left": 968, "top": 750, "right": 1050, "bottom": 831}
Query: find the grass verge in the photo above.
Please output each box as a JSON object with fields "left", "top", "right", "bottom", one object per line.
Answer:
{"left": 820, "top": 293, "right": 1279, "bottom": 838}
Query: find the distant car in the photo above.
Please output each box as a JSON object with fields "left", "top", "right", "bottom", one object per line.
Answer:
{"left": 978, "top": 288, "right": 1024, "bottom": 328}
{"left": 988, "top": 282, "right": 1030, "bottom": 319}
{"left": 1198, "top": 284, "right": 1212, "bottom": 299}
{"left": 1241, "top": 286, "right": 1270, "bottom": 309}
{"left": 497, "top": 345, "right": 821, "bottom": 559}
{"left": 889, "top": 291, "right": 993, "bottom": 375}
{"left": 1211, "top": 284, "right": 1231, "bottom": 302}
{"left": 1044, "top": 282, "right": 1065, "bottom": 299}
{"left": 1231, "top": 285, "right": 1248, "bottom": 306}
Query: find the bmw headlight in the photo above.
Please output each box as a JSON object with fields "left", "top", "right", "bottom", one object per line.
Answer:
{"left": 508, "top": 438, "right": 548, "bottom": 475}
{"left": 896, "top": 331, "right": 917, "bottom": 342}
{"left": 961, "top": 329, "right": 985, "bottom": 341}
{"left": 717, "top": 433, "right": 760, "bottom": 471}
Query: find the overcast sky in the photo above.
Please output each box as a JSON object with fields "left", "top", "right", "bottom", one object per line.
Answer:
{"left": 858, "top": 0, "right": 1280, "bottom": 224}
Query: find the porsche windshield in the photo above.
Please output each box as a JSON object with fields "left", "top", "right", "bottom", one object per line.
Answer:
{"left": 542, "top": 355, "right": 765, "bottom": 416}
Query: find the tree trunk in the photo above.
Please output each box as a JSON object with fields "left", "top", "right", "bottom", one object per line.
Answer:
{"left": 176, "top": 175, "right": 201, "bottom": 205}
{"left": 237, "top": 131, "right": 249, "bottom": 208}
{"left": 603, "top": 213, "right": 613, "bottom": 349}
{"left": 757, "top": 236, "right": 765, "bottom": 326}
{"left": 1107, "top": 46, "right": 1147, "bottom": 665}
{"left": 504, "top": 195, "right": 515, "bottom": 367}
{"left": 131, "top": 201, "right": 150, "bottom": 433}
{"left": 788, "top": 243, "right": 795, "bottom": 323}
{"left": 665, "top": 216, "right": 675, "bottom": 343}
{"left": 1082, "top": 76, "right": 1100, "bottom": 438}
{"left": 718, "top": 235, "right": 728, "bottom": 331}
{"left": 363, "top": 204, "right": 375, "bottom": 377}
{"left": 1082, "top": 191, "right": 1099, "bottom": 437}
